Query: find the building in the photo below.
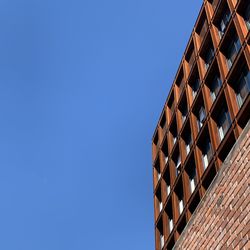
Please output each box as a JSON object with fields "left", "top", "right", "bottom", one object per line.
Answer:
{"left": 152, "top": 0, "right": 250, "bottom": 249}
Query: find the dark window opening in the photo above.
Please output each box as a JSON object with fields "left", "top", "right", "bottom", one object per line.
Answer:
{"left": 202, "top": 41, "right": 215, "bottom": 71}
{"left": 221, "top": 30, "right": 241, "bottom": 69}
{"left": 182, "top": 125, "right": 192, "bottom": 156}
{"left": 218, "top": 132, "right": 236, "bottom": 162}
{"left": 197, "top": 129, "right": 213, "bottom": 170}
{"left": 154, "top": 132, "right": 159, "bottom": 146}
{"left": 208, "top": 0, "right": 220, "bottom": 11}
{"left": 192, "top": 93, "right": 206, "bottom": 134}
{"left": 186, "top": 42, "right": 195, "bottom": 69}
{"left": 155, "top": 158, "right": 161, "bottom": 182}
{"left": 185, "top": 157, "right": 198, "bottom": 195}
{"left": 157, "top": 218, "right": 164, "bottom": 250}
{"left": 166, "top": 235, "right": 175, "bottom": 250}
{"left": 162, "top": 138, "right": 169, "bottom": 165}
{"left": 175, "top": 180, "right": 184, "bottom": 216}
{"left": 168, "top": 93, "right": 175, "bottom": 117}
{"left": 204, "top": 47, "right": 215, "bottom": 71}
{"left": 209, "top": 74, "right": 222, "bottom": 102}
{"left": 170, "top": 118, "right": 178, "bottom": 147}
{"left": 160, "top": 112, "right": 167, "bottom": 129}
{"left": 176, "top": 68, "right": 185, "bottom": 95}
{"left": 179, "top": 95, "right": 188, "bottom": 125}
{"left": 202, "top": 164, "right": 217, "bottom": 190}
{"left": 156, "top": 187, "right": 163, "bottom": 213}
{"left": 173, "top": 148, "right": 181, "bottom": 177}
{"left": 200, "top": 34, "right": 215, "bottom": 73}
{"left": 188, "top": 66, "right": 200, "bottom": 100}
{"left": 196, "top": 11, "right": 208, "bottom": 42}
{"left": 213, "top": 3, "right": 231, "bottom": 39}
{"left": 189, "top": 192, "right": 201, "bottom": 214}
{"left": 235, "top": 67, "right": 250, "bottom": 108}
{"left": 196, "top": 106, "right": 206, "bottom": 132}
{"left": 177, "top": 216, "right": 187, "bottom": 235}
{"left": 215, "top": 105, "right": 231, "bottom": 142}
{"left": 244, "top": 1, "right": 250, "bottom": 30}
{"left": 165, "top": 200, "right": 173, "bottom": 233}
{"left": 163, "top": 170, "right": 171, "bottom": 197}
{"left": 192, "top": 78, "right": 200, "bottom": 99}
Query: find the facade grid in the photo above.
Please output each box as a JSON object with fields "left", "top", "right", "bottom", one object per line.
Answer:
{"left": 152, "top": 0, "right": 250, "bottom": 249}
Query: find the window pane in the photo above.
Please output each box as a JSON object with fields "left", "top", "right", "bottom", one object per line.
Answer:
{"left": 226, "top": 34, "right": 241, "bottom": 69}
{"left": 210, "top": 75, "right": 221, "bottom": 100}
{"left": 169, "top": 219, "right": 173, "bottom": 232}
{"left": 199, "top": 108, "right": 205, "bottom": 122}
{"left": 236, "top": 68, "right": 250, "bottom": 107}
{"left": 244, "top": 3, "right": 250, "bottom": 30}
{"left": 190, "top": 178, "right": 196, "bottom": 193}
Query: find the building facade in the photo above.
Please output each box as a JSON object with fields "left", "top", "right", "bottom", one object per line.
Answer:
{"left": 152, "top": 0, "right": 250, "bottom": 249}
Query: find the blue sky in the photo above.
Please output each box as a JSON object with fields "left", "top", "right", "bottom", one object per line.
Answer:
{"left": 0, "top": 1, "right": 201, "bottom": 249}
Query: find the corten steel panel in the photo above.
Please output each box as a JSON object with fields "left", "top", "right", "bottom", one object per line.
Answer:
{"left": 152, "top": 0, "right": 250, "bottom": 249}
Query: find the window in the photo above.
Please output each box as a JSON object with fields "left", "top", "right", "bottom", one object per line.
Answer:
{"left": 179, "top": 199, "right": 184, "bottom": 214}
{"left": 176, "top": 184, "right": 184, "bottom": 215}
{"left": 175, "top": 155, "right": 181, "bottom": 176}
{"left": 244, "top": 2, "right": 250, "bottom": 30}
{"left": 192, "top": 78, "right": 200, "bottom": 98}
{"left": 181, "top": 104, "right": 188, "bottom": 124}
{"left": 169, "top": 218, "right": 173, "bottom": 232}
{"left": 197, "top": 107, "right": 206, "bottom": 131}
{"left": 158, "top": 172, "right": 161, "bottom": 181}
{"left": 186, "top": 43, "right": 195, "bottom": 69}
{"left": 179, "top": 95, "right": 188, "bottom": 127}
{"left": 189, "top": 67, "right": 200, "bottom": 100}
{"left": 182, "top": 124, "right": 192, "bottom": 157}
{"left": 155, "top": 160, "right": 161, "bottom": 181}
{"left": 167, "top": 184, "right": 171, "bottom": 196}
{"left": 166, "top": 201, "right": 173, "bottom": 233}
{"left": 185, "top": 133, "right": 192, "bottom": 155}
{"left": 160, "top": 234, "right": 164, "bottom": 249}
{"left": 225, "top": 33, "right": 241, "bottom": 69}
{"left": 202, "top": 138, "right": 212, "bottom": 169}
{"left": 209, "top": 0, "right": 220, "bottom": 11}
{"left": 196, "top": 13, "right": 208, "bottom": 41}
{"left": 176, "top": 156, "right": 181, "bottom": 168}
{"left": 154, "top": 132, "right": 159, "bottom": 147}
{"left": 157, "top": 219, "right": 164, "bottom": 250}
{"left": 190, "top": 180, "right": 195, "bottom": 194}
{"left": 162, "top": 139, "right": 169, "bottom": 164}
{"left": 235, "top": 67, "right": 250, "bottom": 108}
{"left": 175, "top": 180, "right": 184, "bottom": 216}
{"left": 168, "top": 93, "right": 175, "bottom": 117}
{"left": 157, "top": 190, "right": 163, "bottom": 213}
{"left": 185, "top": 155, "right": 198, "bottom": 196}
{"left": 189, "top": 167, "right": 197, "bottom": 194}
{"left": 177, "top": 72, "right": 185, "bottom": 95}
{"left": 164, "top": 171, "right": 171, "bottom": 197}
{"left": 169, "top": 100, "right": 175, "bottom": 116}
{"left": 159, "top": 201, "right": 163, "bottom": 212}
{"left": 170, "top": 119, "right": 177, "bottom": 147}
{"left": 173, "top": 136, "right": 177, "bottom": 145}
{"left": 218, "top": 8, "right": 231, "bottom": 39}
{"left": 210, "top": 75, "right": 222, "bottom": 102}
{"left": 165, "top": 156, "right": 169, "bottom": 164}
{"left": 217, "top": 107, "right": 231, "bottom": 142}
{"left": 160, "top": 113, "right": 166, "bottom": 129}
{"left": 204, "top": 47, "right": 215, "bottom": 71}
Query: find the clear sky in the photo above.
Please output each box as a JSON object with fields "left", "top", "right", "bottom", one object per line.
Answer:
{"left": 0, "top": 1, "right": 201, "bottom": 249}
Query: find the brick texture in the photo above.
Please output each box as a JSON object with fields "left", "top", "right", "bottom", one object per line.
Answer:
{"left": 173, "top": 123, "right": 250, "bottom": 250}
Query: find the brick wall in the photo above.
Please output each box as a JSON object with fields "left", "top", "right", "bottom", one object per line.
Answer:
{"left": 174, "top": 122, "right": 250, "bottom": 250}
